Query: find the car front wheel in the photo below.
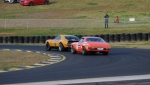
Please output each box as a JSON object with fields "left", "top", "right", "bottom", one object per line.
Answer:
{"left": 82, "top": 47, "right": 88, "bottom": 55}
{"left": 71, "top": 46, "right": 77, "bottom": 54}
{"left": 59, "top": 43, "right": 65, "bottom": 52}
{"left": 44, "top": 0, "right": 49, "bottom": 5}
{"left": 29, "top": 2, "right": 34, "bottom": 6}
{"left": 46, "top": 43, "right": 51, "bottom": 51}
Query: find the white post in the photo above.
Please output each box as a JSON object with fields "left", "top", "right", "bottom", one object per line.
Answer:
{"left": 99, "top": 19, "right": 101, "bottom": 29}
{"left": 27, "top": 19, "right": 28, "bottom": 29}
{"left": 5, "top": 20, "right": 6, "bottom": 29}
{"left": 124, "top": 18, "right": 125, "bottom": 28}
{"left": 74, "top": 19, "right": 76, "bottom": 29}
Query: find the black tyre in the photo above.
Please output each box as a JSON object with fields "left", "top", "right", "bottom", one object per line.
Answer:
{"left": 3, "top": 0, "right": 7, "bottom": 3}
{"left": 29, "top": 2, "right": 34, "bottom": 6}
{"left": 71, "top": 46, "right": 77, "bottom": 54}
{"left": 102, "top": 52, "right": 108, "bottom": 55}
{"left": 44, "top": 0, "right": 49, "bottom": 5}
{"left": 46, "top": 43, "right": 51, "bottom": 51}
{"left": 59, "top": 43, "right": 65, "bottom": 52}
{"left": 82, "top": 47, "right": 88, "bottom": 55}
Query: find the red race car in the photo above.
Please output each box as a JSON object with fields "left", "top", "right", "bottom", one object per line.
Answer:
{"left": 20, "top": 0, "right": 49, "bottom": 6}
{"left": 71, "top": 36, "right": 111, "bottom": 55}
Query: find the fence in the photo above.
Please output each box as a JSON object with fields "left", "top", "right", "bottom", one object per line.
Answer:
{"left": 0, "top": 18, "right": 150, "bottom": 29}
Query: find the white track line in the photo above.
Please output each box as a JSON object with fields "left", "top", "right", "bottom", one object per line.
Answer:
{"left": 7, "top": 74, "right": 150, "bottom": 85}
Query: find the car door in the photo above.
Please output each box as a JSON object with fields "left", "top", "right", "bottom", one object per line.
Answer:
{"left": 54, "top": 35, "right": 61, "bottom": 47}
{"left": 39, "top": 0, "right": 43, "bottom": 4}
{"left": 76, "top": 38, "right": 84, "bottom": 52}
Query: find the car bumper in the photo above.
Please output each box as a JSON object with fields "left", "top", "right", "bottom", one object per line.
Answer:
{"left": 20, "top": 2, "right": 29, "bottom": 6}
{"left": 86, "top": 47, "right": 110, "bottom": 52}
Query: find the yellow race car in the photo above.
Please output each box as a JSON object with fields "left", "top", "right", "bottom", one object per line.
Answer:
{"left": 45, "top": 35, "right": 79, "bottom": 51}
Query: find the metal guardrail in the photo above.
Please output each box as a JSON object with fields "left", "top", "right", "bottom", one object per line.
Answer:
{"left": 0, "top": 18, "right": 150, "bottom": 29}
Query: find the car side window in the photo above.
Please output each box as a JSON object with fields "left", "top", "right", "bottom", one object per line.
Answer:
{"left": 79, "top": 38, "right": 84, "bottom": 43}
{"left": 55, "top": 36, "right": 61, "bottom": 40}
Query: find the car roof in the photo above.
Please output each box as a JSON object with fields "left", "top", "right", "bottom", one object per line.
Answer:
{"left": 82, "top": 36, "right": 100, "bottom": 38}
{"left": 60, "top": 35, "right": 76, "bottom": 36}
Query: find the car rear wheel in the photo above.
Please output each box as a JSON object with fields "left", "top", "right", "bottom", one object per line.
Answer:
{"left": 44, "top": 0, "right": 49, "bottom": 5}
{"left": 71, "top": 46, "right": 77, "bottom": 54}
{"left": 82, "top": 47, "right": 88, "bottom": 55}
{"left": 46, "top": 43, "right": 51, "bottom": 51}
{"left": 102, "top": 52, "right": 108, "bottom": 55}
{"left": 29, "top": 2, "right": 34, "bottom": 6}
{"left": 59, "top": 43, "right": 65, "bottom": 52}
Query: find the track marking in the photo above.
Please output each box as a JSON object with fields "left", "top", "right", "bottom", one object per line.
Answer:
{"left": 6, "top": 74, "right": 150, "bottom": 85}
{"left": 0, "top": 49, "right": 66, "bottom": 73}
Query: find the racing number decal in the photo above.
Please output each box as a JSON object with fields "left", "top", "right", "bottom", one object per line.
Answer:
{"left": 76, "top": 43, "right": 78, "bottom": 50}
{"left": 54, "top": 40, "right": 56, "bottom": 46}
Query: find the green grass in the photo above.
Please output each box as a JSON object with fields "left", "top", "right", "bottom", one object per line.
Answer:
{"left": 0, "top": 0, "right": 150, "bottom": 36}
{"left": 1, "top": 0, "right": 150, "bottom": 19}
{"left": 0, "top": 50, "right": 49, "bottom": 70}
{"left": 0, "top": 28, "right": 150, "bottom": 36}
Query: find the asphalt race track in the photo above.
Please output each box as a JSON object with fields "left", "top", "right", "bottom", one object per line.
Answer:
{"left": 0, "top": 45, "right": 150, "bottom": 85}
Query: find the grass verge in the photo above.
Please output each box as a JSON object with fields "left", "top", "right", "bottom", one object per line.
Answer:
{"left": 0, "top": 50, "right": 49, "bottom": 70}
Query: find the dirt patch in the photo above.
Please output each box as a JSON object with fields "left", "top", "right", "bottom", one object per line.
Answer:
{"left": 0, "top": 32, "right": 14, "bottom": 35}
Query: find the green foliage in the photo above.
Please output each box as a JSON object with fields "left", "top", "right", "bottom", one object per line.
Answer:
{"left": 87, "top": 2, "right": 98, "bottom": 6}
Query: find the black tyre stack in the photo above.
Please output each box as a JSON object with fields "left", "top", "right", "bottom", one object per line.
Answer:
{"left": 142, "top": 33, "right": 148, "bottom": 41}
{"left": 24, "top": 36, "right": 29, "bottom": 43}
{"left": 131, "top": 33, "right": 137, "bottom": 41}
{"left": 103, "top": 34, "right": 109, "bottom": 42}
{"left": 8, "top": 36, "right": 13, "bottom": 43}
{"left": 109, "top": 34, "right": 115, "bottom": 42}
{"left": 3, "top": 36, "right": 8, "bottom": 43}
{"left": 34, "top": 36, "right": 40, "bottom": 43}
{"left": 136, "top": 33, "right": 142, "bottom": 41}
{"left": 29, "top": 36, "right": 35, "bottom": 43}
{"left": 125, "top": 33, "right": 131, "bottom": 41}
{"left": 13, "top": 36, "right": 18, "bottom": 43}
{"left": 0, "top": 33, "right": 150, "bottom": 44}
{"left": 0, "top": 36, "right": 3, "bottom": 43}
{"left": 18, "top": 36, "right": 24, "bottom": 43}
{"left": 114, "top": 34, "right": 120, "bottom": 42}
{"left": 40, "top": 36, "right": 46, "bottom": 43}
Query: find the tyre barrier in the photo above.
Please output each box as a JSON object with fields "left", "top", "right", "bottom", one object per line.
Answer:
{"left": 131, "top": 33, "right": 137, "bottom": 41}
{"left": 3, "top": 36, "right": 8, "bottom": 43}
{"left": 75, "top": 35, "right": 82, "bottom": 39}
{"left": 34, "top": 36, "right": 40, "bottom": 43}
{"left": 120, "top": 33, "right": 125, "bottom": 42}
{"left": 109, "top": 34, "right": 115, "bottom": 42}
{"left": 103, "top": 34, "right": 109, "bottom": 42}
{"left": 125, "top": 33, "right": 131, "bottom": 41}
{"left": 136, "top": 33, "right": 142, "bottom": 41}
{"left": 40, "top": 36, "right": 46, "bottom": 43}
{"left": 114, "top": 34, "right": 120, "bottom": 42}
{"left": 13, "top": 36, "right": 18, "bottom": 43}
{"left": 29, "top": 36, "right": 35, "bottom": 43}
{"left": 8, "top": 36, "right": 13, "bottom": 43}
{"left": 18, "top": 36, "right": 24, "bottom": 43}
{"left": 0, "top": 36, "right": 3, "bottom": 43}
{"left": 0, "top": 33, "right": 149, "bottom": 44}
{"left": 142, "top": 33, "right": 148, "bottom": 41}
{"left": 100, "top": 34, "right": 104, "bottom": 39}
{"left": 148, "top": 33, "right": 150, "bottom": 40}
{"left": 24, "top": 36, "right": 29, "bottom": 43}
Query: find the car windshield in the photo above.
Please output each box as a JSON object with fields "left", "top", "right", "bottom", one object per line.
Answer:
{"left": 65, "top": 36, "right": 79, "bottom": 41}
{"left": 86, "top": 38, "right": 105, "bottom": 42}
